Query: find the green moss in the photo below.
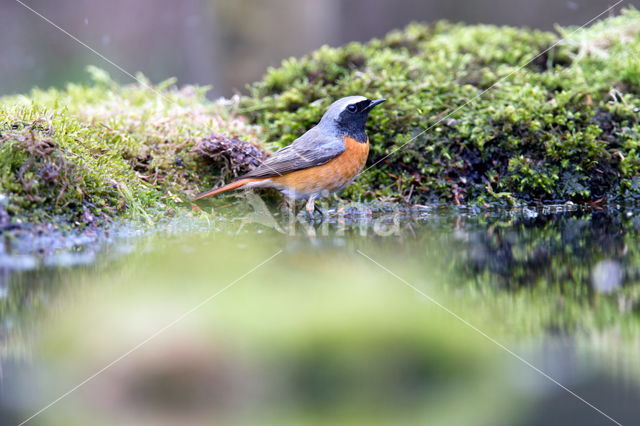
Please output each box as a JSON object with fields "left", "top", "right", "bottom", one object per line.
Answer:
{"left": 0, "top": 68, "right": 264, "bottom": 225}
{"left": 3, "top": 11, "right": 640, "bottom": 226}
{"left": 242, "top": 8, "right": 640, "bottom": 205}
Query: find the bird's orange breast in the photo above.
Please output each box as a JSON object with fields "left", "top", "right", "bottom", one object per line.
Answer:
{"left": 270, "top": 136, "right": 369, "bottom": 195}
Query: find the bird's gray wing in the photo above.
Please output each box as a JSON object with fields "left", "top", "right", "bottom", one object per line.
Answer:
{"left": 240, "top": 127, "right": 345, "bottom": 179}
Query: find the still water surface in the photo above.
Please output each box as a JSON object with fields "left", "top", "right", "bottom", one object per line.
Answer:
{"left": 0, "top": 203, "right": 639, "bottom": 425}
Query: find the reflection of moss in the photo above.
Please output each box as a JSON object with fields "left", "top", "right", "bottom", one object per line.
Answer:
{"left": 444, "top": 208, "right": 640, "bottom": 336}
{"left": 242, "top": 9, "right": 640, "bottom": 205}
{"left": 0, "top": 67, "right": 264, "bottom": 225}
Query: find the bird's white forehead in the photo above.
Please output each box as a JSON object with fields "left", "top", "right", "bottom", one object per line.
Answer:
{"left": 330, "top": 96, "right": 368, "bottom": 110}
{"left": 321, "top": 96, "right": 368, "bottom": 121}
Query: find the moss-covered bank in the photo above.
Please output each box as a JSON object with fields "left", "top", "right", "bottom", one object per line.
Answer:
{"left": 0, "top": 68, "right": 265, "bottom": 226}
{"left": 243, "top": 8, "right": 640, "bottom": 205}
{"left": 1, "top": 10, "right": 640, "bottom": 227}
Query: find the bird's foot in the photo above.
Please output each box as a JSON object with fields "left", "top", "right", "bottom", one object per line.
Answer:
{"left": 305, "top": 197, "right": 316, "bottom": 217}
{"left": 303, "top": 197, "right": 327, "bottom": 221}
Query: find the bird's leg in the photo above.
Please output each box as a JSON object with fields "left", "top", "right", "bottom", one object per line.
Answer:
{"left": 305, "top": 195, "right": 318, "bottom": 217}
{"left": 313, "top": 202, "right": 325, "bottom": 216}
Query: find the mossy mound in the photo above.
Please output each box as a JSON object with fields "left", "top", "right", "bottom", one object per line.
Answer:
{"left": 241, "top": 8, "right": 640, "bottom": 205}
{"left": 2, "top": 11, "right": 640, "bottom": 227}
{"left": 0, "top": 68, "right": 265, "bottom": 225}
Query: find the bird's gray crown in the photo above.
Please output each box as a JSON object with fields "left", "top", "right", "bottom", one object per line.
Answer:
{"left": 319, "top": 96, "right": 368, "bottom": 125}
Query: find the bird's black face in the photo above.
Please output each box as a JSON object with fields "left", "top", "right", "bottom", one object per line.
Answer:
{"left": 336, "top": 98, "right": 386, "bottom": 143}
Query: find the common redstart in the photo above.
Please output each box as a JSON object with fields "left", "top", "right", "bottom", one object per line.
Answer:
{"left": 194, "top": 96, "right": 386, "bottom": 214}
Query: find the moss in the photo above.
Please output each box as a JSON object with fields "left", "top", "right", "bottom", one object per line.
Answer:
{"left": 0, "top": 68, "right": 265, "bottom": 225}
{"left": 3, "top": 11, "right": 640, "bottom": 227}
{"left": 241, "top": 8, "right": 640, "bottom": 206}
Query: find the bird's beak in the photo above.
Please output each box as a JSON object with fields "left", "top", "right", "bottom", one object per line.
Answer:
{"left": 365, "top": 98, "right": 386, "bottom": 111}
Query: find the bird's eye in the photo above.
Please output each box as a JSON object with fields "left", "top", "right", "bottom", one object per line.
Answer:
{"left": 347, "top": 104, "right": 358, "bottom": 113}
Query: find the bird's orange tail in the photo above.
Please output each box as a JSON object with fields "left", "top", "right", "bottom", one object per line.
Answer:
{"left": 193, "top": 178, "right": 262, "bottom": 200}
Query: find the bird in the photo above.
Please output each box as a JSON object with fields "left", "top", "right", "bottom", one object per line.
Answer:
{"left": 193, "top": 96, "right": 386, "bottom": 215}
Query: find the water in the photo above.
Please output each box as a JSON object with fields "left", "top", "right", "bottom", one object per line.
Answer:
{"left": 1, "top": 203, "right": 639, "bottom": 425}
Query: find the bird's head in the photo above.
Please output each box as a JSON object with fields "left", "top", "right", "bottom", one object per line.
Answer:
{"left": 320, "top": 96, "right": 386, "bottom": 141}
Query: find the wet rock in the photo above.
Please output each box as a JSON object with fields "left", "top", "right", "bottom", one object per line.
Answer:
{"left": 43, "top": 251, "right": 96, "bottom": 268}
{"left": 591, "top": 259, "right": 624, "bottom": 294}
{"left": 0, "top": 205, "right": 10, "bottom": 230}
{"left": 0, "top": 255, "right": 38, "bottom": 270}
